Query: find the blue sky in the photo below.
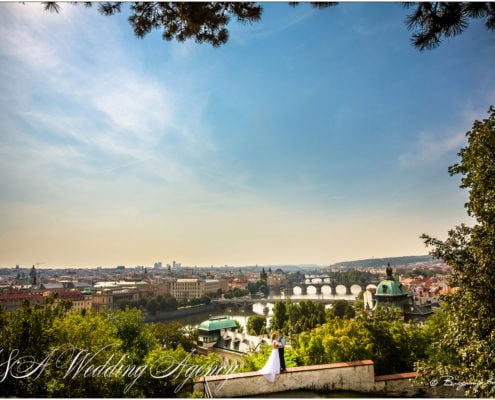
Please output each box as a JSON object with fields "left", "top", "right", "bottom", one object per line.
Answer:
{"left": 1, "top": 2, "right": 494, "bottom": 269}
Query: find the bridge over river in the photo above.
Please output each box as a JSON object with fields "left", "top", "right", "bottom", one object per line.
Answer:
{"left": 270, "top": 275, "right": 380, "bottom": 297}
{"left": 213, "top": 278, "right": 379, "bottom": 308}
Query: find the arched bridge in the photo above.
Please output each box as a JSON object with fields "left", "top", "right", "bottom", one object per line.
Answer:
{"left": 270, "top": 276, "right": 379, "bottom": 296}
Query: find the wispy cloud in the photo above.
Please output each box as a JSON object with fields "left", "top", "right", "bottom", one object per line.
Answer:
{"left": 230, "top": 3, "right": 318, "bottom": 45}
{"left": 1, "top": 3, "right": 217, "bottom": 192}
{"left": 398, "top": 102, "right": 495, "bottom": 169}
{"left": 399, "top": 130, "right": 466, "bottom": 168}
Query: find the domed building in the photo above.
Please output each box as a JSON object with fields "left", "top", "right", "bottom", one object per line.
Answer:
{"left": 196, "top": 316, "right": 266, "bottom": 360}
{"left": 375, "top": 264, "right": 433, "bottom": 322}
{"left": 197, "top": 316, "right": 238, "bottom": 348}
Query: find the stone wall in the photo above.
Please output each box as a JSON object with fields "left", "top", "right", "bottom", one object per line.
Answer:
{"left": 194, "top": 360, "right": 376, "bottom": 398}
{"left": 374, "top": 372, "right": 465, "bottom": 397}
{"left": 193, "top": 360, "right": 466, "bottom": 398}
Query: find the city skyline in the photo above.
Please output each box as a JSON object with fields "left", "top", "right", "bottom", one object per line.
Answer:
{"left": 1, "top": 3, "right": 493, "bottom": 269}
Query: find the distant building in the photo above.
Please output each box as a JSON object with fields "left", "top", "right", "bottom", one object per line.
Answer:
{"left": 204, "top": 279, "right": 221, "bottom": 295}
{"left": 44, "top": 290, "right": 93, "bottom": 312}
{"left": 196, "top": 316, "right": 265, "bottom": 360}
{"left": 0, "top": 289, "right": 92, "bottom": 313}
{"left": 198, "top": 316, "right": 238, "bottom": 347}
{"left": 168, "top": 278, "right": 221, "bottom": 300}
{"left": 170, "top": 278, "right": 203, "bottom": 300}
{"left": 375, "top": 264, "right": 433, "bottom": 322}
{"left": 91, "top": 288, "right": 139, "bottom": 312}
{"left": 0, "top": 291, "right": 44, "bottom": 312}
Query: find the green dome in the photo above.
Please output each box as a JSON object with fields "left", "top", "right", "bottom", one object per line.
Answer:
{"left": 376, "top": 279, "right": 412, "bottom": 297}
{"left": 198, "top": 317, "right": 237, "bottom": 332}
{"left": 375, "top": 264, "right": 413, "bottom": 298}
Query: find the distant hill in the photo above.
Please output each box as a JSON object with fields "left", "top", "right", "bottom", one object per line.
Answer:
{"left": 329, "top": 255, "right": 434, "bottom": 269}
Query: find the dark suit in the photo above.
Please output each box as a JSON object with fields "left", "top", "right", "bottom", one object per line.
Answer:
{"left": 278, "top": 335, "right": 286, "bottom": 371}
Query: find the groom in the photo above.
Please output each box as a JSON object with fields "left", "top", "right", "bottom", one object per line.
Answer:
{"left": 278, "top": 330, "right": 286, "bottom": 372}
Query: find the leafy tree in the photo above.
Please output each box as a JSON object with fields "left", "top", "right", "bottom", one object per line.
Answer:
{"left": 291, "top": 309, "right": 428, "bottom": 375}
{"left": 329, "top": 299, "right": 355, "bottom": 319}
{"left": 116, "top": 297, "right": 146, "bottom": 311}
{"left": 139, "top": 345, "right": 192, "bottom": 397}
{"left": 157, "top": 293, "right": 178, "bottom": 311}
{"left": 270, "top": 300, "right": 288, "bottom": 331}
{"left": 287, "top": 300, "right": 326, "bottom": 333}
{"left": 109, "top": 306, "right": 159, "bottom": 363}
{"left": 44, "top": 1, "right": 264, "bottom": 47}
{"left": 0, "top": 299, "right": 64, "bottom": 397}
{"left": 152, "top": 321, "right": 198, "bottom": 352}
{"left": 146, "top": 297, "right": 160, "bottom": 315}
{"left": 141, "top": 346, "right": 228, "bottom": 397}
{"left": 40, "top": 2, "right": 494, "bottom": 50}
{"left": 46, "top": 310, "right": 126, "bottom": 397}
{"left": 246, "top": 314, "right": 266, "bottom": 336}
{"left": 418, "top": 106, "right": 495, "bottom": 397}
{"left": 286, "top": 271, "right": 305, "bottom": 285}
{"left": 419, "top": 308, "right": 457, "bottom": 365}
{"left": 231, "top": 318, "right": 244, "bottom": 333}
{"left": 0, "top": 302, "right": 219, "bottom": 397}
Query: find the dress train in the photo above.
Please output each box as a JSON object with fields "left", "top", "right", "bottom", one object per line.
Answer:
{"left": 259, "top": 345, "right": 280, "bottom": 382}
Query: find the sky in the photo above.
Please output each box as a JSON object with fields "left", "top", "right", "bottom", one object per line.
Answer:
{"left": 1, "top": 2, "right": 494, "bottom": 269}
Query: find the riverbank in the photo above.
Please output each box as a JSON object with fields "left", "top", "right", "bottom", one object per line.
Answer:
{"left": 143, "top": 303, "right": 221, "bottom": 323}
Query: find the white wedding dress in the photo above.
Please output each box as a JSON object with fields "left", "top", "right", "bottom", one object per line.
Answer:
{"left": 259, "top": 341, "right": 281, "bottom": 382}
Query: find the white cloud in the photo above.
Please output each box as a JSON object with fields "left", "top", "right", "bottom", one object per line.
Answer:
{"left": 399, "top": 130, "right": 466, "bottom": 168}
{"left": 0, "top": 1, "right": 219, "bottom": 194}
{"left": 399, "top": 102, "right": 495, "bottom": 169}
{"left": 229, "top": 3, "right": 317, "bottom": 45}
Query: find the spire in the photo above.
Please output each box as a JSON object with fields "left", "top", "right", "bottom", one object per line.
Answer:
{"left": 386, "top": 263, "right": 394, "bottom": 280}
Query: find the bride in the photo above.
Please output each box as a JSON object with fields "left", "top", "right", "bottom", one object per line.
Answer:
{"left": 259, "top": 333, "right": 281, "bottom": 382}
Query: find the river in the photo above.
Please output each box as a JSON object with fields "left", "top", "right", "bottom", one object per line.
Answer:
{"left": 170, "top": 293, "right": 358, "bottom": 329}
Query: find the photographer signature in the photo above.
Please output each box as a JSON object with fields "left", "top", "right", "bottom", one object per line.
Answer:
{"left": 430, "top": 375, "right": 495, "bottom": 391}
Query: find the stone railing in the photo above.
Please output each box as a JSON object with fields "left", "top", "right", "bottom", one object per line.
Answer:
{"left": 193, "top": 360, "right": 465, "bottom": 398}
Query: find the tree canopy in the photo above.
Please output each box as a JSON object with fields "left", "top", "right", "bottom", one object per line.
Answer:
{"left": 404, "top": 2, "right": 495, "bottom": 50}
{"left": 41, "top": 2, "right": 494, "bottom": 50}
{"left": 0, "top": 301, "right": 217, "bottom": 397}
{"left": 419, "top": 106, "right": 495, "bottom": 397}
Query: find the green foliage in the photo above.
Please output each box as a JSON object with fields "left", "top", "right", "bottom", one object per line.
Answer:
{"left": 285, "top": 271, "right": 305, "bottom": 285}
{"left": 247, "top": 280, "right": 269, "bottom": 296}
{"left": 108, "top": 307, "right": 159, "bottom": 362}
{"left": 222, "top": 287, "right": 250, "bottom": 299}
{"left": 270, "top": 300, "right": 288, "bottom": 331}
{"left": 419, "top": 106, "right": 495, "bottom": 397}
{"left": 330, "top": 255, "right": 432, "bottom": 269}
{"left": 328, "top": 299, "right": 355, "bottom": 319}
{"left": 246, "top": 314, "right": 266, "bottom": 336}
{"left": 42, "top": 2, "right": 494, "bottom": 50}
{"left": 240, "top": 340, "right": 299, "bottom": 373}
{"left": 418, "top": 305, "right": 457, "bottom": 365}
{"left": 0, "top": 300, "right": 67, "bottom": 396}
{"left": 325, "top": 269, "right": 380, "bottom": 283}
{"left": 0, "top": 302, "right": 207, "bottom": 397}
{"left": 116, "top": 292, "right": 178, "bottom": 312}
{"left": 238, "top": 341, "right": 272, "bottom": 372}
{"left": 290, "top": 310, "right": 428, "bottom": 375}
{"left": 404, "top": 2, "right": 495, "bottom": 51}
{"left": 97, "top": 2, "right": 263, "bottom": 47}
{"left": 46, "top": 311, "right": 126, "bottom": 397}
{"left": 152, "top": 321, "right": 198, "bottom": 352}
{"left": 285, "top": 300, "right": 326, "bottom": 333}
